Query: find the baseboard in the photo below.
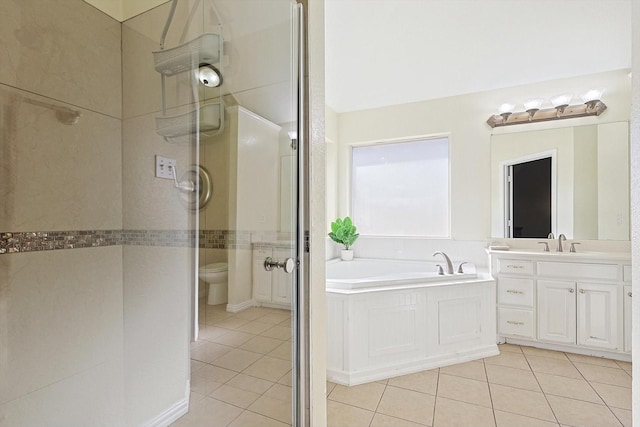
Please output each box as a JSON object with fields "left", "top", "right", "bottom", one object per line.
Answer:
{"left": 142, "top": 380, "right": 190, "bottom": 427}
{"left": 226, "top": 299, "right": 254, "bottom": 313}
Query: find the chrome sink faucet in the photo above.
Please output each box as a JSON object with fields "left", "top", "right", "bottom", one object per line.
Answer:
{"left": 557, "top": 234, "right": 566, "bottom": 252}
{"left": 433, "top": 251, "right": 454, "bottom": 274}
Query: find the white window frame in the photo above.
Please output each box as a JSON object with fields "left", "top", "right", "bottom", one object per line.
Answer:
{"left": 348, "top": 134, "right": 452, "bottom": 238}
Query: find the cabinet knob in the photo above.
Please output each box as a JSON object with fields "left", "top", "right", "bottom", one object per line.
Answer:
{"left": 628, "top": 292, "right": 633, "bottom": 298}
{"left": 568, "top": 288, "right": 575, "bottom": 293}
{"left": 579, "top": 289, "right": 585, "bottom": 294}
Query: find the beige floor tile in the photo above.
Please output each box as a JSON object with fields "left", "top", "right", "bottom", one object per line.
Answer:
{"left": 234, "top": 307, "right": 274, "bottom": 320}
{"left": 172, "top": 397, "right": 243, "bottom": 427}
{"left": 191, "top": 359, "right": 206, "bottom": 375}
{"left": 190, "top": 374, "right": 224, "bottom": 396}
{"left": 211, "top": 330, "right": 255, "bottom": 347}
{"left": 248, "top": 395, "right": 292, "bottom": 424}
{"left": 566, "top": 353, "right": 622, "bottom": 368}
{"left": 590, "top": 382, "right": 632, "bottom": 410}
{"left": 437, "top": 373, "right": 492, "bottom": 407}
{"left": 206, "top": 313, "right": 238, "bottom": 326}
{"left": 433, "top": 397, "right": 495, "bottom": 427}
{"left": 377, "top": 385, "right": 436, "bottom": 425}
{"left": 264, "top": 384, "right": 292, "bottom": 402}
{"left": 219, "top": 317, "right": 255, "bottom": 330}
{"left": 191, "top": 341, "right": 234, "bottom": 364}
{"left": 525, "top": 354, "right": 582, "bottom": 379}
{"left": 257, "top": 313, "right": 291, "bottom": 324}
{"left": 521, "top": 346, "right": 568, "bottom": 360}
{"left": 484, "top": 351, "right": 530, "bottom": 370}
{"left": 210, "top": 384, "right": 262, "bottom": 408}
{"left": 226, "top": 373, "right": 275, "bottom": 395}
{"left": 267, "top": 341, "right": 292, "bottom": 361}
{"left": 328, "top": 382, "right": 386, "bottom": 411}
{"left": 211, "top": 349, "right": 263, "bottom": 372}
{"left": 498, "top": 343, "right": 523, "bottom": 353}
{"left": 327, "top": 381, "right": 338, "bottom": 396}
{"left": 486, "top": 363, "right": 541, "bottom": 391}
{"left": 370, "top": 413, "right": 427, "bottom": 427}
{"left": 198, "top": 325, "right": 231, "bottom": 342}
{"left": 261, "top": 325, "right": 292, "bottom": 340}
{"left": 547, "top": 394, "right": 622, "bottom": 427}
{"left": 239, "top": 336, "right": 285, "bottom": 354}
{"left": 227, "top": 410, "right": 289, "bottom": 427}
{"left": 573, "top": 363, "right": 632, "bottom": 388}
{"left": 188, "top": 391, "right": 207, "bottom": 408}
{"left": 195, "top": 365, "right": 237, "bottom": 384}
{"left": 387, "top": 369, "right": 439, "bottom": 394}
{"left": 277, "top": 370, "right": 293, "bottom": 386}
{"left": 494, "top": 410, "right": 559, "bottom": 427}
{"left": 489, "top": 383, "right": 556, "bottom": 422}
{"left": 610, "top": 407, "right": 632, "bottom": 427}
{"left": 615, "top": 360, "right": 632, "bottom": 374}
{"left": 235, "top": 321, "right": 274, "bottom": 335}
{"left": 243, "top": 356, "right": 292, "bottom": 382}
{"left": 326, "top": 400, "right": 375, "bottom": 427}
{"left": 440, "top": 360, "right": 487, "bottom": 382}
{"left": 535, "top": 372, "right": 603, "bottom": 404}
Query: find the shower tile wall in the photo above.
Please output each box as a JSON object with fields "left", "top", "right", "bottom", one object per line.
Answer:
{"left": 0, "top": 1, "right": 124, "bottom": 426}
{"left": 1, "top": 0, "right": 198, "bottom": 425}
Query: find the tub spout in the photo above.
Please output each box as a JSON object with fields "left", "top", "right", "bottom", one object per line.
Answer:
{"left": 432, "top": 251, "right": 454, "bottom": 274}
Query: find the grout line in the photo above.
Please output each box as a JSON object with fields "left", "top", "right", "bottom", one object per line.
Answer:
{"left": 431, "top": 367, "right": 440, "bottom": 427}
{"left": 483, "top": 359, "right": 499, "bottom": 427}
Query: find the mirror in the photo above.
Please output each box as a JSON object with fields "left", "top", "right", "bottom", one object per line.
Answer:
{"left": 490, "top": 122, "right": 629, "bottom": 240}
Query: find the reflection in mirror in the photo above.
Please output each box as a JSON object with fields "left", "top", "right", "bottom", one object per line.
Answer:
{"left": 491, "top": 122, "right": 629, "bottom": 240}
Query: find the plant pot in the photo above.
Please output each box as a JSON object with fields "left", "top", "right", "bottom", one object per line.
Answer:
{"left": 341, "top": 249, "right": 354, "bottom": 261}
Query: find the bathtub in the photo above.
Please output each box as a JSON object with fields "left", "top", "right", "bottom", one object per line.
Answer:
{"left": 326, "top": 258, "right": 478, "bottom": 290}
{"left": 326, "top": 257, "right": 497, "bottom": 386}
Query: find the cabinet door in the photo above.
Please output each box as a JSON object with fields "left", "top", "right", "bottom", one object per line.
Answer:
{"left": 624, "top": 285, "right": 632, "bottom": 353}
{"left": 271, "top": 248, "right": 292, "bottom": 304}
{"left": 537, "top": 280, "right": 576, "bottom": 344}
{"left": 252, "top": 248, "right": 272, "bottom": 302}
{"left": 577, "top": 283, "right": 618, "bottom": 350}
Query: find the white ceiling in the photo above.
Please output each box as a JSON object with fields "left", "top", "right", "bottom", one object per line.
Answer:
{"left": 325, "top": 0, "right": 632, "bottom": 113}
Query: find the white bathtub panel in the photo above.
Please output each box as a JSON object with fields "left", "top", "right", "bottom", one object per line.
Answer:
{"left": 327, "top": 294, "right": 345, "bottom": 372}
{"left": 427, "top": 283, "right": 495, "bottom": 355}
{"left": 350, "top": 291, "right": 428, "bottom": 369}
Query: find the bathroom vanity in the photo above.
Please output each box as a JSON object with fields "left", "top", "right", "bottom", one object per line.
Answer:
{"left": 488, "top": 249, "right": 631, "bottom": 360}
{"left": 252, "top": 243, "right": 293, "bottom": 309}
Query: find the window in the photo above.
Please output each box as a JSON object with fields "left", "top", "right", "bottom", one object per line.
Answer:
{"left": 351, "top": 137, "right": 449, "bottom": 237}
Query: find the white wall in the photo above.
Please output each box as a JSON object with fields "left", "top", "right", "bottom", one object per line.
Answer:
{"left": 327, "top": 69, "right": 631, "bottom": 265}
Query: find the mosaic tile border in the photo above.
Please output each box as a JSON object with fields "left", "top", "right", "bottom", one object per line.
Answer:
{"left": 0, "top": 229, "right": 294, "bottom": 254}
{"left": 0, "top": 229, "right": 196, "bottom": 254}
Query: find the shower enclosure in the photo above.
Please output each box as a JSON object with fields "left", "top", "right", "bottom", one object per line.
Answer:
{"left": 0, "top": 0, "right": 305, "bottom": 425}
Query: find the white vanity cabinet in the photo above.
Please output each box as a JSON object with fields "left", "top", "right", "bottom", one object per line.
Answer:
{"left": 252, "top": 245, "right": 292, "bottom": 308}
{"left": 490, "top": 250, "right": 631, "bottom": 360}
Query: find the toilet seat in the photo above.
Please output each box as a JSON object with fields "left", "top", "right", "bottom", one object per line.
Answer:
{"left": 200, "top": 262, "right": 228, "bottom": 273}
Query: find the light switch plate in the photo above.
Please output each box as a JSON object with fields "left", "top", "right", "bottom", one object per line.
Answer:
{"left": 155, "top": 155, "right": 176, "bottom": 179}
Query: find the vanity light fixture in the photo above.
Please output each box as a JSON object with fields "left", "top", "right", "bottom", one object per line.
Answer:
{"left": 487, "top": 89, "right": 607, "bottom": 128}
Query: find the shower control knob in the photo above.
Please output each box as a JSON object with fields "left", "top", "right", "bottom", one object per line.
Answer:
{"left": 264, "top": 257, "right": 296, "bottom": 273}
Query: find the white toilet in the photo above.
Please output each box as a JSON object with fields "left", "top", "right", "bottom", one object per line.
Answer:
{"left": 198, "top": 262, "right": 228, "bottom": 305}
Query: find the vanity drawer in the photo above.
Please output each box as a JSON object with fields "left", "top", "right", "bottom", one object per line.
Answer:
{"left": 498, "top": 308, "right": 534, "bottom": 338}
{"left": 497, "top": 277, "right": 534, "bottom": 307}
{"left": 497, "top": 259, "right": 533, "bottom": 276}
{"left": 537, "top": 261, "right": 617, "bottom": 281}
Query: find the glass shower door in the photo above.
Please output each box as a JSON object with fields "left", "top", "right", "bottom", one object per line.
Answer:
{"left": 192, "top": 0, "right": 304, "bottom": 425}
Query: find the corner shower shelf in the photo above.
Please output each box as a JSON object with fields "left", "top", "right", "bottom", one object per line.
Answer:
{"left": 153, "top": 33, "right": 221, "bottom": 77}
{"left": 156, "top": 102, "right": 223, "bottom": 143}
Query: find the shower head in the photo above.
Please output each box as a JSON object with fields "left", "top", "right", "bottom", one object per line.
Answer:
{"left": 196, "top": 63, "right": 222, "bottom": 88}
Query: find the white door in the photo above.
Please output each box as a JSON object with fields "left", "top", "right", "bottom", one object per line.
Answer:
{"left": 577, "top": 283, "right": 618, "bottom": 350}
{"left": 537, "top": 280, "right": 576, "bottom": 344}
{"left": 252, "top": 247, "right": 273, "bottom": 302}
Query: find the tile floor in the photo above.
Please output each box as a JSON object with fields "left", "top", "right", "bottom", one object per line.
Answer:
{"left": 173, "top": 304, "right": 632, "bottom": 427}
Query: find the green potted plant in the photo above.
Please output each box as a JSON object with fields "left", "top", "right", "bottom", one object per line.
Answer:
{"left": 328, "top": 216, "right": 359, "bottom": 261}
